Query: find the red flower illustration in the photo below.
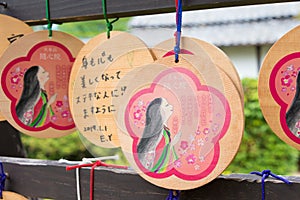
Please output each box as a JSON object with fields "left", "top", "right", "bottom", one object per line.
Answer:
{"left": 180, "top": 140, "right": 189, "bottom": 150}
{"left": 56, "top": 101, "right": 63, "bottom": 107}
{"left": 23, "top": 110, "right": 33, "bottom": 119}
{"left": 10, "top": 75, "right": 20, "bottom": 84}
{"left": 281, "top": 75, "right": 293, "bottom": 87}
{"left": 133, "top": 109, "right": 142, "bottom": 120}
{"left": 203, "top": 128, "right": 210, "bottom": 135}
{"left": 61, "top": 110, "right": 69, "bottom": 118}
{"left": 186, "top": 154, "right": 196, "bottom": 164}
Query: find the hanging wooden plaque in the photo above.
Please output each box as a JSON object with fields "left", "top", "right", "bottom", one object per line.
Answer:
{"left": 114, "top": 54, "right": 243, "bottom": 190}
{"left": 0, "top": 30, "right": 84, "bottom": 138}
{"left": 69, "top": 31, "right": 151, "bottom": 148}
{"left": 0, "top": 14, "right": 33, "bottom": 121}
{"left": 0, "top": 14, "right": 33, "bottom": 56}
{"left": 259, "top": 25, "right": 300, "bottom": 149}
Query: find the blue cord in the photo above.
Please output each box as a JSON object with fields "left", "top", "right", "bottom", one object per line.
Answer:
{"left": 250, "top": 169, "right": 291, "bottom": 200}
{"left": 0, "top": 162, "right": 6, "bottom": 199}
{"left": 174, "top": 0, "right": 182, "bottom": 63}
{"left": 166, "top": 190, "right": 180, "bottom": 200}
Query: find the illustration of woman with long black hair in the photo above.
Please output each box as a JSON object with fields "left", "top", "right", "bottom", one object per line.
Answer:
{"left": 286, "top": 71, "right": 300, "bottom": 138}
{"left": 16, "top": 65, "right": 56, "bottom": 127}
{"left": 137, "top": 97, "right": 181, "bottom": 173}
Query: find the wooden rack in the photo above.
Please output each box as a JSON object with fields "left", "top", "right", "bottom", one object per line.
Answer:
{"left": 0, "top": 0, "right": 296, "bottom": 25}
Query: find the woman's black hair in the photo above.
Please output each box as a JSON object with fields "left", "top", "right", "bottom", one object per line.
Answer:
{"left": 137, "top": 98, "right": 163, "bottom": 157}
{"left": 16, "top": 66, "right": 41, "bottom": 124}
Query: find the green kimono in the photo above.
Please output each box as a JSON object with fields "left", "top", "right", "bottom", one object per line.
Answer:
{"left": 151, "top": 126, "right": 178, "bottom": 173}
{"left": 29, "top": 90, "right": 54, "bottom": 127}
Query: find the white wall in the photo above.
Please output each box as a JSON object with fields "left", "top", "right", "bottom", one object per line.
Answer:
{"left": 221, "top": 45, "right": 272, "bottom": 79}
{"left": 130, "top": 26, "right": 273, "bottom": 79}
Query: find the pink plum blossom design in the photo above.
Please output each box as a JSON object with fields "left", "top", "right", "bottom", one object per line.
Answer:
{"left": 281, "top": 75, "right": 293, "bottom": 87}
{"left": 203, "top": 128, "right": 210, "bottom": 135}
{"left": 281, "top": 87, "right": 287, "bottom": 93}
{"left": 61, "top": 110, "right": 69, "bottom": 118}
{"left": 51, "top": 115, "right": 57, "bottom": 121}
{"left": 180, "top": 141, "right": 189, "bottom": 150}
{"left": 56, "top": 101, "right": 63, "bottom": 107}
{"left": 282, "top": 71, "right": 288, "bottom": 76}
{"left": 195, "top": 129, "right": 201, "bottom": 135}
{"left": 11, "top": 75, "right": 20, "bottom": 84}
{"left": 197, "top": 139, "right": 204, "bottom": 146}
{"left": 291, "top": 86, "right": 295, "bottom": 91}
{"left": 23, "top": 110, "right": 33, "bottom": 119}
{"left": 133, "top": 109, "right": 142, "bottom": 120}
{"left": 186, "top": 154, "right": 196, "bottom": 164}
{"left": 174, "top": 160, "right": 182, "bottom": 168}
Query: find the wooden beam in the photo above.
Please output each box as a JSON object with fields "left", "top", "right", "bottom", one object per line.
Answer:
{"left": 0, "top": 0, "right": 297, "bottom": 25}
{"left": 1, "top": 156, "right": 299, "bottom": 200}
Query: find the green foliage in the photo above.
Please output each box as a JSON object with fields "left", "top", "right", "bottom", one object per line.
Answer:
{"left": 57, "top": 18, "right": 130, "bottom": 38}
{"left": 21, "top": 131, "right": 91, "bottom": 160}
{"left": 21, "top": 131, "right": 128, "bottom": 165}
{"left": 225, "top": 78, "right": 299, "bottom": 175}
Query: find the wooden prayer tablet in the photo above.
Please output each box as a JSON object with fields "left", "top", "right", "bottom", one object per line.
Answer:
{"left": 69, "top": 31, "right": 151, "bottom": 148}
{"left": 0, "top": 14, "right": 33, "bottom": 56}
{"left": 0, "top": 14, "right": 33, "bottom": 121}
{"left": 191, "top": 38, "right": 243, "bottom": 100}
{"left": 153, "top": 37, "right": 243, "bottom": 100}
{"left": 0, "top": 30, "right": 84, "bottom": 138}
{"left": 93, "top": 48, "right": 155, "bottom": 147}
{"left": 115, "top": 55, "right": 243, "bottom": 190}
{"left": 259, "top": 25, "right": 300, "bottom": 149}
{"left": 2, "top": 191, "right": 27, "bottom": 200}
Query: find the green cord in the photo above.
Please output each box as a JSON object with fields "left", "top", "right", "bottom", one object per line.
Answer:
{"left": 102, "top": 0, "right": 119, "bottom": 38}
{"left": 45, "top": 0, "right": 52, "bottom": 37}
